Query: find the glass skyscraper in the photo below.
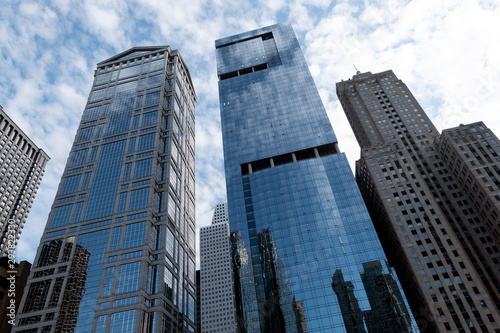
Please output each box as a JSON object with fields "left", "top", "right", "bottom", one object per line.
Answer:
{"left": 216, "top": 23, "right": 415, "bottom": 332}
{"left": 15, "top": 46, "right": 197, "bottom": 333}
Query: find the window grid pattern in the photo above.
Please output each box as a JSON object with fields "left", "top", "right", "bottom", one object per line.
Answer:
{"left": 15, "top": 48, "right": 197, "bottom": 333}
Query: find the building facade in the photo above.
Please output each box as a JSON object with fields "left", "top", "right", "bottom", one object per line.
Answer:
{"left": 0, "top": 106, "right": 49, "bottom": 258}
{"left": 0, "top": 258, "right": 31, "bottom": 333}
{"left": 199, "top": 203, "right": 237, "bottom": 333}
{"left": 216, "top": 23, "right": 416, "bottom": 332}
{"left": 14, "top": 46, "right": 197, "bottom": 333}
{"left": 337, "top": 70, "right": 500, "bottom": 332}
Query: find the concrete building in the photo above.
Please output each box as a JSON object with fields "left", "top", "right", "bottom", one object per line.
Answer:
{"left": 199, "top": 203, "right": 237, "bottom": 333}
{"left": 0, "top": 106, "right": 49, "bottom": 258}
{"left": 337, "top": 70, "right": 500, "bottom": 332}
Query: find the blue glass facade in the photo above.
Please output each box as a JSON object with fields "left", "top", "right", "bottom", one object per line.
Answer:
{"left": 217, "top": 23, "right": 415, "bottom": 332}
{"left": 15, "top": 47, "right": 197, "bottom": 333}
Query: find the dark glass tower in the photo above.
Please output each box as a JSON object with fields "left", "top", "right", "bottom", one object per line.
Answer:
{"left": 216, "top": 23, "right": 415, "bottom": 332}
{"left": 15, "top": 46, "right": 197, "bottom": 332}
{"left": 337, "top": 70, "right": 500, "bottom": 332}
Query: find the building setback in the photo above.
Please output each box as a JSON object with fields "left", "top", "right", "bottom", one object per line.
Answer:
{"left": 216, "top": 23, "right": 416, "bottom": 332}
{"left": 0, "top": 106, "right": 49, "bottom": 258}
{"left": 337, "top": 70, "right": 500, "bottom": 332}
{"left": 199, "top": 203, "right": 237, "bottom": 333}
{"left": 14, "top": 46, "right": 197, "bottom": 332}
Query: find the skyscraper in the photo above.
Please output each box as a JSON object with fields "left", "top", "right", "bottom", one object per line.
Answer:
{"left": 216, "top": 23, "right": 415, "bottom": 332}
{"left": 337, "top": 70, "right": 500, "bottom": 332}
{"left": 199, "top": 203, "right": 237, "bottom": 333}
{"left": 0, "top": 106, "right": 49, "bottom": 258}
{"left": 14, "top": 46, "right": 197, "bottom": 332}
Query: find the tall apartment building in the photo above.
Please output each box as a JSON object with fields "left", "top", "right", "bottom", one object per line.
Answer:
{"left": 0, "top": 106, "right": 49, "bottom": 257}
{"left": 337, "top": 70, "right": 500, "bottom": 333}
{"left": 199, "top": 203, "right": 237, "bottom": 333}
{"left": 216, "top": 23, "right": 416, "bottom": 332}
{"left": 14, "top": 46, "right": 197, "bottom": 332}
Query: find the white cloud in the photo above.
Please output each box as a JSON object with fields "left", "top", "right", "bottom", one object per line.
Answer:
{"left": 303, "top": 0, "right": 500, "bottom": 170}
{"left": 2, "top": 0, "right": 499, "bottom": 266}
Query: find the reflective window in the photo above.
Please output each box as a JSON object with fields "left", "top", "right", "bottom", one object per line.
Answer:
{"left": 48, "top": 204, "right": 73, "bottom": 228}
{"left": 109, "top": 226, "right": 122, "bottom": 252}
{"left": 89, "top": 146, "right": 99, "bottom": 162}
{"left": 83, "top": 140, "right": 126, "bottom": 221}
{"left": 134, "top": 158, "right": 152, "bottom": 179}
{"left": 128, "top": 188, "right": 149, "bottom": 211}
{"left": 122, "top": 163, "right": 132, "bottom": 182}
{"left": 69, "top": 149, "right": 89, "bottom": 167}
{"left": 71, "top": 202, "right": 84, "bottom": 224}
{"left": 123, "top": 221, "right": 145, "bottom": 249}
{"left": 110, "top": 309, "right": 136, "bottom": 333}
{"left": 127, "top": 137, "right": 136, "bottom": 153}
{"left": 144, "top": 91, "right": 160, "bottom": 107}
{"left": 80, "top": 172, "right": 92, "bottom": 191}
{"left": 141, "top": 111, "right": 158, "bottom": 127}
{"left": 138, "top": 133, "right": 155, "bottom": 151}
{"left": 59, "top": 174, "right": 82, "bottom": 196}
{"left": 77, "top": 126, "right": 95, "bottom": 142}
{"left": 117, "top": 192, "right": 127, "bottom": 214}
{"left": 102, "top": 266, "right": 115, "bottom": 297}
{"left": 116, "top": 261, "right": 141, "bottom": 294}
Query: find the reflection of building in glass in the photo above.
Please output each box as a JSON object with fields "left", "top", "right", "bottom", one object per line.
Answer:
{"left": 17, "top": 238, "right": 89, "bottom": 331}
{"left": 199, "top": 203, "right": 237, "bottom": 333}
{"left": 337, "top": 70, "right": 500, "bottom": 332}
{"left": 231, "top": 232, "right": 259, "bottom": 333}
{"left": 258, "top": 228, "right": 301, "bottom": 332}
{"left": 0, "top": 106, "right": 49, "bottom": 258}
{"left": 216, "top": 23, "right": 416, "bottom": 332}
{"left": 15, "top": 46, "right": 197, "bottom": 332}
{"left": 360, "top": 261, "right": 411, "bottom": 333}
{"left": 55, "top": 242, "right": 90, "bottom": 332}
{"left": 292, "top": 297, "right": 307, "bottom": 333}
{"left": 332, "top": 261, "right": 411, "bottom": 333}
{"left": 331, "top": 270, "right": 365, "bottom": 333}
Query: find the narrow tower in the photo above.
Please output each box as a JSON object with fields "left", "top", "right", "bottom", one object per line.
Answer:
{"left": 199, "top": 203, "right": 238, "bottom": 333}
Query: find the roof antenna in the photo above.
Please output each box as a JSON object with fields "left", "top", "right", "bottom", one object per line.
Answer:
{"left": 353, "top": 64, "right": 361, "bottom": 75}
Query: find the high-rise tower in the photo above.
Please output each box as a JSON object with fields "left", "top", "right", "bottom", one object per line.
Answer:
{"left": 199, "top": 203, "right": 237, "bottom": 333}
{"left": 216, "top": 23, "right": 415, "bottom": 332}
{"left": 337, "top": 70, "right": 500, "bottom": 332}
{"left": 15, "top": 46, "right": 197, "bottom": 333}
{"left": 0, "top": 106, "right": 49, "bottom": 258}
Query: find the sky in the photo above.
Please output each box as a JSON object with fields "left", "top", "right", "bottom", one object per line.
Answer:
{"left": 1, "top": 0, "right": 499, "bottom": 264}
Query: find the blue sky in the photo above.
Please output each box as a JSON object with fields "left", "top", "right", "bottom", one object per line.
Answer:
{"left": 1, "top": 0, "right": 499, "bottom": 264}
